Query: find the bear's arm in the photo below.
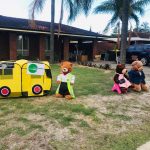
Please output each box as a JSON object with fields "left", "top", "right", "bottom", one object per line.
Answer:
{"left": 71, "top": 75, "right": 75, "bottom": 84}
{"left": 114, "top": 74, "right": 120, "bottom": 84}
{"left": 57, "top": 74, "right": 62, "bottom": 84}
{"left": 128, "top": 70, "right": 140, "bottom": 83}
{"left": 141, "top": 71, "right": 145, "bottom": 79}
{"left": 124, "top": 74, "right": 130, "bottom": 80}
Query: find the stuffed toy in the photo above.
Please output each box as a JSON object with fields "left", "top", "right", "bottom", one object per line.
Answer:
{"left": 55, "top": 61, "right": 75, "bottom": 100}
{"left": 128, "top": 60, "right": 148, "bottom": 92}
{"left": 112, "top": 64, "right": 131, "bottom": 93}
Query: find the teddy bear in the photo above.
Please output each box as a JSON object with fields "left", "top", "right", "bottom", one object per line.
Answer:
{"left": 112, "top": 64, "right": 131, "bottom": 93}
{"left": 55, "top": 61, "right": 75, "bottom": 100}
{"left": 128, "top": 60, "right": 149, "bottom": 92}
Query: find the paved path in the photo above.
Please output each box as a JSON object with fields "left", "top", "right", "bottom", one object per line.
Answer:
{"left": 137, "top": 141, "right": 150, "bottom": 150}
{"left": 92, "top": 60, "right": 150, "bottom": 74}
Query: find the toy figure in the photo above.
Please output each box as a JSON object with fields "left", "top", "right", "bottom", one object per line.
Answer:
{"left": 55, "top": 61, "right": 75, "bottom": 100}
{"left": 112, "top": 64, "right": 131, "bottom": 94}
{"left": 128, "top": 60, "right": 149, "bottom": 92}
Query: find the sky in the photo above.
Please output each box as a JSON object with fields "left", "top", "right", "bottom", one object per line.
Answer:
{"left": 0, "top": 0, "right": 150, "bottom": 35}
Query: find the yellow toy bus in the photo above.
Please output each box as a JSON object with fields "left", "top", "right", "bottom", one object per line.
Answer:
{"left": 0, "top": 59, "right": 52, "bottom": 98}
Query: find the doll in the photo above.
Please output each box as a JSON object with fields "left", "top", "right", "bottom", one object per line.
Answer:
{"left": 128, "top": 60, "right": 148, "bottom": 92}
{"left": 112, "top": 64, "right": 131, "bottom": 93}
{"left": 55, "top": 61, "right": 75, "bottom": 99}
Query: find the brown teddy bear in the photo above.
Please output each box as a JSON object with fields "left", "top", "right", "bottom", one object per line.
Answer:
{"left": 113, "top": 64, "right": 131, "bottom": 93}
{"left": 55, "top": 61, "right": 75, "bottom": 100}
{"left": 128, "top": 60, "right": 149, "bottom": 92}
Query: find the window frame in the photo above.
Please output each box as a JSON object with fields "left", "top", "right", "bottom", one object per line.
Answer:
{"left": 45, "top": 36, "right": 50, "bottom": 56}
{"left": 17, "top": 34, "right": 29, "bottom": 56}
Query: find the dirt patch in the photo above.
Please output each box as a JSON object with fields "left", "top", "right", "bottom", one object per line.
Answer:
{"left": 31, "top": 96, "right": 54, "bottom": 105}
{"left": 1, "top": 76, "right": 150, "bottom": 149}
{"left": 27, "top": 113, "right": 46, "bottom": 122}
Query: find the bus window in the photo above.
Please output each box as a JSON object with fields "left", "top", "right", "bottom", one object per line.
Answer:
{"left": 4, "top": 69, "right": 13, "bottom": 75}
{"left": 0, "top": 69, "right": 2, "bottom": 75}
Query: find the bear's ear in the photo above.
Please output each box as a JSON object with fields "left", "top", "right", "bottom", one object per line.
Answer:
{"left": 117, "top": 64, "right": 125, "bottom": 69}
{"left": 131, "top": 61, "right": 137, "bottom": 66}
{"left": 117, "top": 64, "right": 122, "bottom": 67}
{"left": 137, "top": 60, "right": 143, "bottom": 66}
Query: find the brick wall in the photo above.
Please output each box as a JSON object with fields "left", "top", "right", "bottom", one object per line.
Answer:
{"left": 0, "top": 31, "right": 9, "bottom": 60}
{"left": 97, "top": 41, "right": 115, "bottom": 54}
{"left": 39, "top": 35, "right": 45, "bottom": 60}
{"left": 9, "top": 32, "right": 17, "bottom": 60}
{"left": 29, "top": 34, "right": 40, "bottom": 60}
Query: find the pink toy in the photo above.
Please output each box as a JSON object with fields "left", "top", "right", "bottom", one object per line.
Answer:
{"left": 112, "top": 83, "right": 121, "bottom": 94}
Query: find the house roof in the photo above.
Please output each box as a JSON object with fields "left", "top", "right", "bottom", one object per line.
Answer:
{"left": 0, "top": 15, "right": 106, "bottom": 39}
{"left": 129, "top": 32, "right": 150, "bottom": 38}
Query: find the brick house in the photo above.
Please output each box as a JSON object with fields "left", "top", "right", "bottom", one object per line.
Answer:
{"left": 0, "top": 15, "right": 107, "bottom": 61}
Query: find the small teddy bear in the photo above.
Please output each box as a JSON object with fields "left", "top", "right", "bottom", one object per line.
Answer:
{"left": 55, "top": 61, "right": 75, "bottom": 100}
{"left": 113, "top": 64, "right": 131, "bottom": 93}
{"left": 128, "top": 60, "right": 149, "bottom": 92}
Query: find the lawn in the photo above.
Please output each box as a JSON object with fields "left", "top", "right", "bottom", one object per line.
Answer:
{"left": 0, "top": 64, "right": 150, "bottom": 150}
{"left": 50, "top": 64, "right": 114, "bottom": 96}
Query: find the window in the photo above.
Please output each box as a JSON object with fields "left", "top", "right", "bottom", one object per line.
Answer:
{"left": 17, "top": 35, "right": 29, "bottom": 57}
{"left": 135, "top": 45, "right": 144, "bottom": 51}
{"left": 45, "top": 37, "right": 50, "bottom": 56}
{"left": 128, "top": 45, "right": 135, "bottom": 51}
{"left": 0, "top": 63, "right": 14, "bottom": 75}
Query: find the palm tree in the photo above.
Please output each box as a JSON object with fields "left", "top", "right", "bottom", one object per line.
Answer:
{"left": 29, "top": 0, "right": 93, "bottom": 63}
{"left": 120, "top": 0, "right": 129, "bottom": 64}
{"left": 50, "top": 0, "right": 55, "bottom": 63}
{"left": 94, "top": 0, "right": 150, "bottom": 64}
{"left": 139, "top": 22, "right": 150, "bottom": 32}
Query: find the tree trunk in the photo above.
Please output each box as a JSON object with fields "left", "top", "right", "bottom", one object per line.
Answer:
{"left": 120, "top": 0, "right": 129, "bottom": 64}
{"left": 50, "top": 0, "right": 55, "bottom": 63}
{"left": 58, "top": 0, "right": 64, "bottom": 38}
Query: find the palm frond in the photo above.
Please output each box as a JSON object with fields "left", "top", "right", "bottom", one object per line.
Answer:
{"left": 103, "top": 13, "right": 119, "bottom": 33}
{"left": 94, "top": 1, "right": 115, "bottom": 14}
{"left": 131, "top": 1, "right": 145, "bottom": 16}
{"left": 81, "top": 0, "right": 93, "bottom": 15}
{"left": 136, "top": 0, "right": 150, "bottom": 6}
{"left": 95, "top": 0, "right": 150, "bottom": 34}
{"left": 129, "top": 13, "right": 140, "bottom": 27}
{"left": 66, "top": 0, "right": 93, "bottom": 22}
{"left": 29, "top": 0, "right": 46, "bottom": 20}
{"left": 65, "top": 0, "right": 77, "bottom": 22}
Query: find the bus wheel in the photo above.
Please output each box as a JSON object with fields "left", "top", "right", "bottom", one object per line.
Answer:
{"left": 0, "top": 86, "right": 11, "bottom": 97}
{"left": 32, "top": 85, "right": 42, "bottom": 95}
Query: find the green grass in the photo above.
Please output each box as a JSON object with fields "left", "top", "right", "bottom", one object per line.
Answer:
{"left": 79, "top": 120, "right": 90, "bottom": 128}
{"left": 17, "top": 117, "right": 30, "bottom": 123}
{"left": 102, "top": 112, "right": 132, "bottom": 121}
{"left": 0, "top": 64, "right": 150, "bottom": 149}
{"left": 50, "top": 112, "right": 76, "bottom": 126}
{"left": 69, "top": 128, "right": 79, "bottom": 134}
{"left": 53, "top": 103, "right": 96, "bottom": 116}
{"left": 0, "top": 127, "right": 27, "bottom": 138}
{"left": 51, "top": 65, "right": 114, "bottom": 96}
{"left": 102, "top": 125, "right": 150, "bottom": 150}
{"left": 0, "top": 144, "right": 8, "bottom": 150}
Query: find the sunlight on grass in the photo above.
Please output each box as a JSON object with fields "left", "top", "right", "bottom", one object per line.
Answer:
{"left": 0, "top": 64, "right": 150, "bottom": 149}
{"left": 51, "top": 65, "right": 114, "bottom": 96}
{"left": 104, "top": 125, "right": 150, "bottom": 150}
{"left": 54, "top": 103, "right": 96, "bottom": 116}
